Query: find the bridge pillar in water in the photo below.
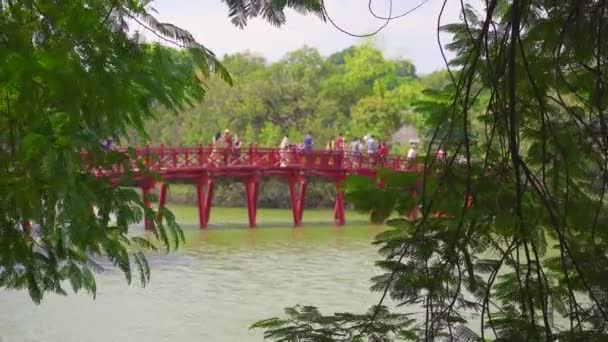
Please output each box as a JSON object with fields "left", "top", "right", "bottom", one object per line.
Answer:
{"left": 333, "top": 183, "right": 346, "bottom": 226}
{"left": 196, "top": 179, "right": 214, "bottom": 229}
{"left": 245, "top": 176, "right": 259, "bottom": 228}
{"left": 288, "top": 178, "right": 307, "bottom": 227}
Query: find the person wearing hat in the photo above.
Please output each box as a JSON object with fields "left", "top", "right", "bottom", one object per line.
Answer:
{"left": 209, "top": 131, "right": 224, "bottom": 165}
{"left": 303, "top": 131, "right": 313, "bottom": 152}
{"left": 223, "top": 129, "right": 233, "bottom": 163}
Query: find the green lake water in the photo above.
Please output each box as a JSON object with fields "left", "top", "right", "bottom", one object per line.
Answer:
{"left": 0, "top": 207, "right": 386, "bottom": 342}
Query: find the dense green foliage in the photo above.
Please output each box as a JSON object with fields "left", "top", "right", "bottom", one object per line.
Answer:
{"left": 254, "top": 0, "right": 608, "bottom": 341}
{"left": 141, "top": 43, "right": 424, "bottom": 148}
{"left": 0, "top": 0, "right": 226, "bottom": 303}
{"left": 0, "top": 0, "right": 322, "bottom": 303}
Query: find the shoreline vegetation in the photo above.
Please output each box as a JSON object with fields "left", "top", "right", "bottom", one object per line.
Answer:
{"left": 165, "top": 205, "right": 374, "bottom": 228}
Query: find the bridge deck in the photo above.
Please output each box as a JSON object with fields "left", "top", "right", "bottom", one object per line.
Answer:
{"left": 92, "top": 146, "right": 421, "bottom": 229}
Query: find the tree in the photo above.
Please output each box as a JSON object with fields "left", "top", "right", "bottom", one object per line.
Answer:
{"left": 350, "top": 81, "right": 424, "bottom": 140}
{"left": 419, "top": 69, "right": 452, "bottom": 90}
{"left": 0, "top": 0, "right": 324, "bottom": 303}
{"left": 326, "top": 46, "right": 358, "bottom": 66}
{"left": 254, "top": 0, "right": 608, "bottom": 340}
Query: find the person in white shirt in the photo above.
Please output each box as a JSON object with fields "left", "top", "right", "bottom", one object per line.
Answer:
{"left": 407, "top": 144, "right": 417, "bottom": 170}
{"left": 407, "top": 146, "right": 417, "bottom": 160}
{"left": 279, "top": 135, "right": 289, "bottom": 149}
{"left": 348, "top": 138, "right": 359, "bottom": 154}
{"left": 349, "top": 137, "right": 361, "bottom": 167}
{"left": 366, "top": 135, "right": 377, "bottom": 165}
{"left": 279, "top": 135, "right": 290, "bottom": 166}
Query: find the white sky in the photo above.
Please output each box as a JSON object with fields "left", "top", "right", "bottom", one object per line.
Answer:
{"left": 148, "top": 0, "right": 476, "bottom": 74}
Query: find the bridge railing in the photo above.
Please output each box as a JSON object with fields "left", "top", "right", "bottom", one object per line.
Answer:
{"left": 87, "top": 145, "right": 424, "bottom": 176}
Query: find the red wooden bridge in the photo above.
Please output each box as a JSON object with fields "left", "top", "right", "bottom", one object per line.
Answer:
{"left": 96, "top": 145, "right": 421, "bottom": 229}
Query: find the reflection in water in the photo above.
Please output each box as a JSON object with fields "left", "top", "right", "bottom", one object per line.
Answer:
{"left": 0, "top": 225, "right": 385, "bottom": 342}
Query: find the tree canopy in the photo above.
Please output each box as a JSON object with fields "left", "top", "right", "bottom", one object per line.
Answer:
{"left": 142, "top": 43, "right": 426, "bottom": 150}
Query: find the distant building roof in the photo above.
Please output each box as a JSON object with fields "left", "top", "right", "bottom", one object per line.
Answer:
{"left": 391, "top": 124, "right": 419, "bottom": 145}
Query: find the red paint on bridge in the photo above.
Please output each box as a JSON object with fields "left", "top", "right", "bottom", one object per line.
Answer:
{"left": 95, "top": 145, "right": 421, "bottom": 229}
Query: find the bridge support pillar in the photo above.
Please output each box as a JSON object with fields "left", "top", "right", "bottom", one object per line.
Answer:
{"left": 196, "top": 179, "right": 214, "bottom": 229}
{"left": 245, "top": 177, "right": 259, "bottom": 228}
{"left": 142, "top": 184, "right": 153, "bottom": 231}
{"left": 156, "top": 183, "right": 168, "bottom": 223}
{"left": 333, "top": 183, "right": 345, "bottom": 226}
{"left": 289, "top": 178, "right": 307, "bottom": 227}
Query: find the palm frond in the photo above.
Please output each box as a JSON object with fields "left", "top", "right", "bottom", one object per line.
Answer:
{"left": 222, "top": 0, "right": 325, "bottom": 28}
{"left": 134, "top": 7, "right": 233, "bottom": 85}
{"left": 222, "top": 0, "right": 250, "bottom": 28}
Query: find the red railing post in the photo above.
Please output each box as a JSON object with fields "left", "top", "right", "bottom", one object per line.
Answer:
{"left": 172, "top": 147, "right": 178, "bottom": 168}
{"left": 198, "top": 144, "right": 203, "bottom": 166}
{"left": 337, "top": 150, "right": 344, "bottom": 168}
{"left": 183, "top": 145, "right": 189, "bottom": 166}
{"left": 248, "top": 144, "right": 254, "bottom": 165}
{"left": 159, "top": 144, "right": 164, "bottom": 171}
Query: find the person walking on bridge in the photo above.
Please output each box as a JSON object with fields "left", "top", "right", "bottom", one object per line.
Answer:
{"left": 333, "top": 133, "right": 344, "bottom": 167}
{"left": 223, "top": 129, "right": 233, "bottom": 164}
{"left": 209, "top": 132, "right": 223, "bottom": 165}
{"left": 335, "top": 133, "right": 344, "bottom": 151}
{"left": 349, "top": 137, "right": 361, "bottom": 167}
{"left": 407, "top": 141, "right": 418, "bottom": 171}
{"left": 379, "top": 141, "right": 389, "bottom": 166}
{"left": 366, "top": 134, "right": 377, "bottom": 166}
{"left": 233, "top": 134, "right": 242, "bottom": 161}
{"left": 279, "top": 135, "right": 290, "bottom": 167}
{"left": 303, "top": 132, "right": 313, "bottom": 152}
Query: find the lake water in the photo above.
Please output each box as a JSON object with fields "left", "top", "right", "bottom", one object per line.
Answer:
{"left": 0, "top": 222, "right": 385, "bottom": 342}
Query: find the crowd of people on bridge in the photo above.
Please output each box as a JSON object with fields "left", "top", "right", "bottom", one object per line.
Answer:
{"left": 209, "top": 129, "right": 243, "bottom": 164}
{"left": 206, "top": 128, "right": 434, "bottom": 168}
{"left": 100, "top": 128, "right": 447, "bottom": 169}
{"left": 279, "top": 132, "right": 418, "bottom": 166}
